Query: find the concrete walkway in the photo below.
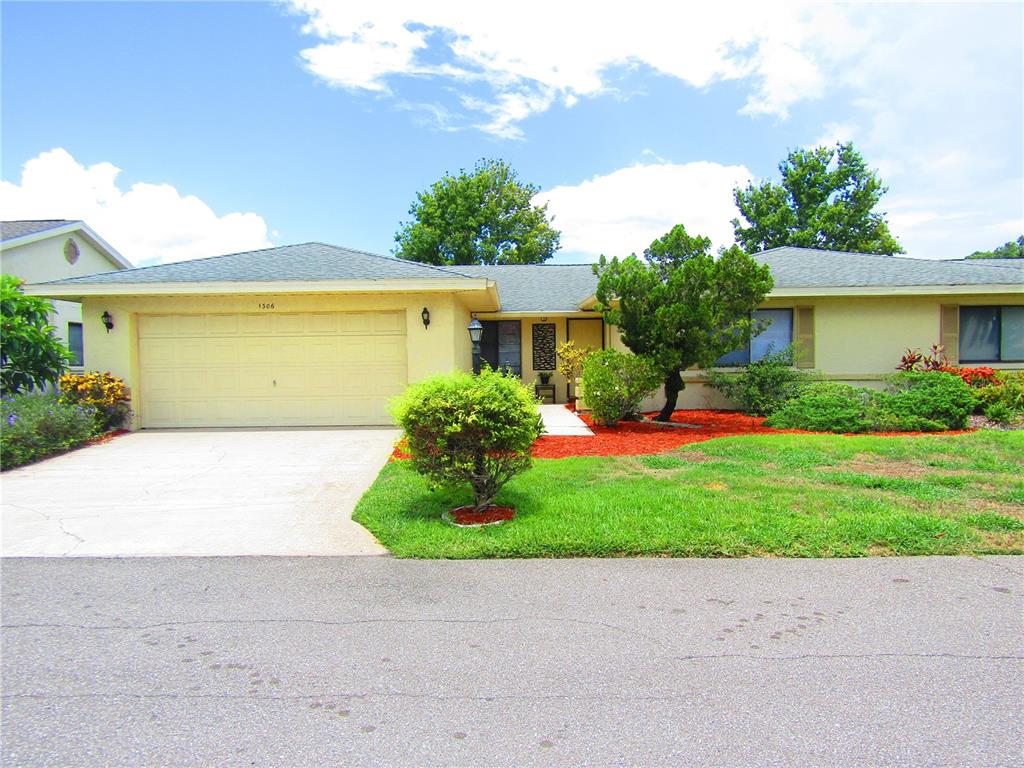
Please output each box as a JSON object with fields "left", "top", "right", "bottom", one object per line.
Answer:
{"left": 2, "top": 556, "right": 1020, "bottom": 767}
{"left": 538, "top": 403, "right": 593, "bottom": 436}
{"left": 1, "top": 428, "right": 398, "bottom": 557}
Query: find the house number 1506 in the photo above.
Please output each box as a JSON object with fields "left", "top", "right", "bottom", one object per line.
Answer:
{"left": 259, "top": 303, "right": 276, "bottom": 310}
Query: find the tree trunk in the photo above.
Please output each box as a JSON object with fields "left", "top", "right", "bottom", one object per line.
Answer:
{"left": 655, "top": 367, "right": 683, "bottom": 422}
{"left": 470, "top": 454, "right": 498, "bottom": 512}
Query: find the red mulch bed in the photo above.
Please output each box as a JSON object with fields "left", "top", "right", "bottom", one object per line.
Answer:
{"left": 389, "top": 409, "right": 976, "bottom": 461}
{"left": 445, "top": 505, "right": 516, "bottom": 526}
{"left": 533, "top": 410, "right": 799, "bottom": 458}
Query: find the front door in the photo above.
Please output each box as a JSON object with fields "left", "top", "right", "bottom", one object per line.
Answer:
{"left": 480, "top": 320, "right": 522, "bottom": 376}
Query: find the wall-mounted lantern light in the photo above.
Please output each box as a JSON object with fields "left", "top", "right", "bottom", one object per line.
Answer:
{"left": 101, "top": 311, "right": 114, "bottom": 333}
{"left": 468, "top": 317, "right": 483, "bottom": 375}
{"left": 421, "top": 307, "right": 431, "bottom": 329}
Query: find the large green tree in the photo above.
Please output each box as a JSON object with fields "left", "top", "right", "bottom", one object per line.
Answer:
{"left": 1, "top": 274, "right": 73, "bottom": 394}
{"left": 594, "top": 225, "right": 774, "bottom": 422}
{"left": 732, "top": 142, "right": 903, "bottom": 255}
{"left": 966, "top": 235, "right": 1023, "bottom": 260}
{"left": 394, "top": 159, "right": 560, "bottom": 265}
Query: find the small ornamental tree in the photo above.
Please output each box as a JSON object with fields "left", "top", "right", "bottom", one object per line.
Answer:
{"left": 392, "top": 367, "right": 543, "bottom": 512}
{"left": 1, "top": 274, "right": 73, "bottom": 394}
{"left": 555, "top": 340, "right": 595, "bottom": 382}
{"left": 594, "top": 225, "right": 774, "bottom": 421}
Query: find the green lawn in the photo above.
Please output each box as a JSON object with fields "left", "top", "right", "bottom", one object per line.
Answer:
{"left": 353, "top": 431, "right": 1024, "bottom": 559}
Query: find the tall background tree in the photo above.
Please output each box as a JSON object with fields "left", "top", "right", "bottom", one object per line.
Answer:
{"left": 733, "top": 142, "right": 903, "bottom": 255}
{"left": 966, "top": 235, "right": 1023, "bottom": 259}
{"left": 394, "top": 158, "right": 560, "bottom": 265}
{"left": 1, "top": 275, "right": 73, "bottom": 394}
{"left": 594, "top": 225, "right": 774, "bottom": 421}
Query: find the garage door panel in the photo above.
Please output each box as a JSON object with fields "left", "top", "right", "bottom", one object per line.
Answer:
{"left": 138, "top": 311, "right": 407, "bottom": 428}
{"left": 372, "top": 312, "right": 405, "bottom": 334}
{"left": 307, "top": 314, "right": 339, "bottom": 334}
{"left": 373, "top": 337, "right": 407, "bottom": 363}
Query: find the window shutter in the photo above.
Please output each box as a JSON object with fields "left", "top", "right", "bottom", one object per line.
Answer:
{"left": 940, "top": 305, "right": 959, "bottom": 364}
{"left": 793, "top": 306, "right": 815, "bottom": 368}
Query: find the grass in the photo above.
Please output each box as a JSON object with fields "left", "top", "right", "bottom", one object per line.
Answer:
{"left": 353, "top": 431, "right": 1024, "bottom": 559}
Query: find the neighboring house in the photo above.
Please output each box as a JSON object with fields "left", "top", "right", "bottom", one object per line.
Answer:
{"left": 0, "top": 220, "right": 131, "bottom": 371}
{"left": 25, "top": 243, "right": 1022, "bottom": 429}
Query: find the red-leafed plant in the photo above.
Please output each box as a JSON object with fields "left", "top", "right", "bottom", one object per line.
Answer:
{"left": 898, "top": 344, "right": 949, "bottom": 372}
{"left": 939, "top": 365, "right": 999, "bottom": 388}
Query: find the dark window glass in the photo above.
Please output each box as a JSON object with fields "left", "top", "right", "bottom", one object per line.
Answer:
{"left": 1001, "top": 306, "right": 1024, "bottom": 361}
{"left": 479, "top": 320, "right": 522, "bottom": 375}
{"left": 68, "top": 322, "right": 84, "bottom": 366}
{"left": 714, "top": 309, "right": 794, "bottom": 366}
{"left": 960, "top": 307, "right": 1001, "bottom": 362}
{"left": 751, "top": 309, "right": 793, "bottom": 362}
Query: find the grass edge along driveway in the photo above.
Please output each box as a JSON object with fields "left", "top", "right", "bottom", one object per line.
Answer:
{"left": 353, "top": 431, "right": 1024, "bottom": 559}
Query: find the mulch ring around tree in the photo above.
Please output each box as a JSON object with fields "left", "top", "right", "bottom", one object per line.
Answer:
{"left": 442, "top": 505, "right": 516, "bottom": 527}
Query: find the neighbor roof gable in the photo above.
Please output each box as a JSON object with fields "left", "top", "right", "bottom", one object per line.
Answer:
{"left": 0, "top": 219, "right": 132, "bottom": 270}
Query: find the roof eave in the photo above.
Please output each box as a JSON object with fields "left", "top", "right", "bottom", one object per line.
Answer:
{"left": 770, "top": 283, "right": 1023, "bottom": 297}
{"left": 24, "top": 277, "right": 496, "bottom": 301}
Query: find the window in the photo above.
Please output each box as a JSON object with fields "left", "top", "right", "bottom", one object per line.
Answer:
{"left": 480, "top": 320, "right": 522, "bottom": 376}
{"left": 68, "top": 322, "right": 84, "bottom": 366}
{"left": 960, "top": 306, "right": 1024, "bottom": 362}
{"left": 715, "top": 309, "right": 793, "bottom": 366}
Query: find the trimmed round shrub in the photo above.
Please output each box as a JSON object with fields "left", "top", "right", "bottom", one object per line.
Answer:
{"left": 392, "top": 367, "right": 543, "bottom": 512}
{"left": 581, "top": 349, "right": 663, "bottom": 426}
{"left": 765, "top": 382, "right": 875, "bottom": 433}
{"left": 882, "top": 371, "right": 975, "bottom": 430}
{"left": 706, "top": 346, "right": 816, "bottom": 416}
{"left": 1, "top": 393, "right": 96, "bottom": 469}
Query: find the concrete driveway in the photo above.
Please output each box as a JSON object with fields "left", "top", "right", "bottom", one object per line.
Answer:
{"left": 1, "top": 428, "right": 399, "bottom": 557}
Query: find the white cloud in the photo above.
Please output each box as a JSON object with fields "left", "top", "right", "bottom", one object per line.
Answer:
{"left": 0, "top": 148, "right": 272, "bottom": 265}
{"left": 287, "top": 1, "right": 858, "bottom": 137}
{"left": 536, "top": 161, "right": 752, "bottom": 260}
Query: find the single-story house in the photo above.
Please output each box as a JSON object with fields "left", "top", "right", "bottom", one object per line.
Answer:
{"left": 26, "top": 243, "right": 1023, "bottom": 429}
{"left": 1, "top": 219, "right": 132, "bottom": 371}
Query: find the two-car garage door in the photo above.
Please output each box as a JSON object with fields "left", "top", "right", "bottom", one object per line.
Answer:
{"left": 138, "top": 312, "right": 407, "bottom": 428}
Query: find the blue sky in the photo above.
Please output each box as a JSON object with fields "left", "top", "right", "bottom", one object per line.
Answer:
{"left": 2, "top": 1, "right": 1021, "bottom": 265}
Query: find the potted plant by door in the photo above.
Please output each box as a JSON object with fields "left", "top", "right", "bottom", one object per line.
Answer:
{"left": 538, "top": 371, "right": 552, "bottom": 385}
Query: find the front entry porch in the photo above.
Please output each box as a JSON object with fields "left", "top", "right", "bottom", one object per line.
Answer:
{"left": 476, "top": 314, "right": 606, "bottom": 403}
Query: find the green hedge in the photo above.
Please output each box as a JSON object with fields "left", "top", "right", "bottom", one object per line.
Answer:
{"left": 706, "top": 346, "right": 816, "bottom": 416}
{"left": 766, "top": 372, "right": 973, "bottom": 433}
{"left": 1, "top": 393, "right": 97, "bottom": 469}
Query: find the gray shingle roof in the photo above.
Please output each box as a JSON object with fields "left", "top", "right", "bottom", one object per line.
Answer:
{"left": 1, "top": 220, "right": 75, "bottom": 242}
{"left": 40, "top": 242, "right": 473, "bottom": 284}
{"left": 33, "top": 242, "right": 1020, "bottom": 311}
{"left": 441, "top": 264, "right": 598, "bottom": 312}
{"left": 754, "top": 247, "right": 1023, "bottom": 289}
{"left": 950, "top": 258, "right": 1024, "bottom": 271}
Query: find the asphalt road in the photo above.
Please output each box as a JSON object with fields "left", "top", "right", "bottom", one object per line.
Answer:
{"left": 2, "top": 556, "right": 1021, "bottom": 767}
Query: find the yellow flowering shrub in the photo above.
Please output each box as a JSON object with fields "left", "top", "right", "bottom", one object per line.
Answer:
{"left": 555, "top": 340, "right": 595, "bottom": 381}
{"left": 58, "top": 371, "right": 131, "bottom": 432}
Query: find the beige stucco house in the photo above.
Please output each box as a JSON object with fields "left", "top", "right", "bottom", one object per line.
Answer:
{"left": 25, "top": 242, "right": 1023, "bottom": 429}
{"left": 1, "top": 220, "right": 131, "bottom": 371}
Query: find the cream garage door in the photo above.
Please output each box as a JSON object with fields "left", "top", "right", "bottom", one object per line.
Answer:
{"left": 138, "top": 312, "right": 407, "bottom": 428}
